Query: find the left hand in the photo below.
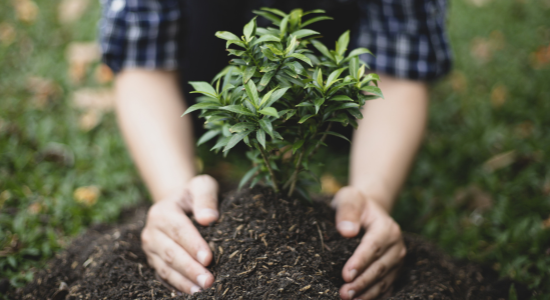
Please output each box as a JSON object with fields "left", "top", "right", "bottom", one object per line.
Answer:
{"left": 332, "top": 186, "right": 406, "bottom": 300}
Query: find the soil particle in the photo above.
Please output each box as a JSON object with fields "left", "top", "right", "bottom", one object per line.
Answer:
{"left": 11, "top": 188, "right": 530, "bottom": 300}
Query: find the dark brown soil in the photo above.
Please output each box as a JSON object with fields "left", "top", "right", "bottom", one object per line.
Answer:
{"left": 11, "top": 188, "right": 530, "bottom": 300}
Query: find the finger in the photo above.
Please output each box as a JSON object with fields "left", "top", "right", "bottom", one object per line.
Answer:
{"left": 352, "top": 268, "right": 400, "bottom": 300}
{"left": 148, "top": 253, "right": 202, "bottom": 295}
{"left": 189, "top": 175, "right": 219, "bottom": 225}
{"left": 340, "top": 244, "right": 405, "bottom": 299}
{"left": 342, "top": 216, "right": 403, "bottom": 282}
{"left": 144, "top": 229, "right": 214, "bottom": 289}
{"left": 332, "top": 187, "right": 365, "bottom": 237}
{"left": 146, "top": 204, "right": 213, "bottom": 267}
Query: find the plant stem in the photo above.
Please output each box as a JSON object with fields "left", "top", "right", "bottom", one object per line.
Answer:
{"left": 310, "top": 122, "right": 333, "bottom": 158}
{"left": 286, "top": 150, "right": 304, "bottom": 197}
{"left": 258, "top": 146, "right": 279, "bottom": 193}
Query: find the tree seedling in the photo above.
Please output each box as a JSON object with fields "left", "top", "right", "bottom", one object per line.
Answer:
{"left": 183, "top": 7, "right": 383, "bottom": 199}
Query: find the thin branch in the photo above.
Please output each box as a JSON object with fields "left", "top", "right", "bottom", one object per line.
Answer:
{"left": 286, "top": 150, "right": 305, "bottom": 197}
{"left": 258, "top": 146, "right": 279, "bottom": 193}
{"left": 309, "top": 122, "right": 332, "bottom": 158}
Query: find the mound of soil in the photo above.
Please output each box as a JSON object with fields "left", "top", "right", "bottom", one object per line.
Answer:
{"left": 12, "top": 188, "right": 530, "bottom": 300}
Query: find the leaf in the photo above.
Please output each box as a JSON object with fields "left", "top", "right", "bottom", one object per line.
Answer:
{"left": 243, "top": 17, "right": 257, "bottom": 41}
{"left": 182, "top": 102, "right": 220, "bottom": 116}
{"left": 230, "top": 123, "right": 256, "bottom": 133}
{"left": 280, "top": 15, "right": 290, "bottom": 35}
{"left": 261, "top": 46, "right": 279, "bottom": 61}
{"left": 220, "top": 105, "right": 256, "bottom": 116}
{"left": 291, "top": 29, "right": 320, "bottom": 39}
{"left": 325, "top": 67, "right": 346, "bottom": 90}
{"left": 346, "top": 47, "right": 373, "bottom": 60}
{"left": 296, "top": 102, "right": 313, "bottom": 107}
{"left": 298, "top": 114, "right": 315, "bottom": 124}
{"left": 253, "top": 10, "right": 282, "bottom": 25}
{"left": 189, "top": 81, "right": 218, "bottom": 98}
{"left": 360, "top": 73, "right": 380, "bottom": 86}
{"left": 292, "top": 140, "right": 305, "bottom": 154}
{"left": 349, "top": 56, "right": 359, "bottom": 79}
{"left": 211, "top": 136, "right": 231, "bottom": 151}
{"left": 323, "top": 131, "right": 350, "bottom": 142}
{"left": 259, "top": 107, "right": 279, "bottom": 118}
{"left": 239, "top": 166, "right": 261, "bottom": 190}
{"left": 250, "top": 35, "right": 281, "bottom": 46}
{"left": 259, "top": 71, "right": 276, "bottom": 89}
{"left": 285, "top": 36, "right": 297, "bottom": 54}
{"left": 256, "top": 129, "right": 266, "bottom": 149}
{"left": 264, "top": 87, "right": 289, "bottom": 108}
{"left": 259, "top": 88, "right": 276, "bottom": 107}
{"left": 259, "top": 119, "right": 274, "bottom": 137}
{"left": 266, "top": 44, "right": 284, "bottom": 56}
{"left": 245, "top": 80, "right": 260, "bottom": 107}
{"left": 243, "top": 66, "right": 256, "bottom": 84}
{"left": 260, "top": 7, "right": 287, "bottom": 17}
{"left": 303, "top": 9, "right": 326, "bottom": 16}
{"left": 224, "top": 131, "right": 251, "bottom": 153}
{"left": 197, "top": 130, "right": 220, "bottom": 146}
{"left": 301, "top": 16, "right": 333, "bottom": 28}
{"left": 316, "top": 68, "right": 324, "bottom": 87}
{"left": 336, "top": 30, "right": 350, "bottom": 57}
{"left": 360, "top": 86, "right": 384, "bottom": 98}
{"left": 330, "top": 95, "right": 354, "bottom": 101}
{"left": 216, "top": 31, "right": 241, "bottom": 41}
{"left": 311, "top": 40, "right": 334, "bottom": 61}
{"left": 348, "top": 108, "right": 363, "bottom": 120}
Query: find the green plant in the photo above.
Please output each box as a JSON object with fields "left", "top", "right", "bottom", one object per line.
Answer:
{"left": 184, "top": 7, "right": 382, "bottom": 198}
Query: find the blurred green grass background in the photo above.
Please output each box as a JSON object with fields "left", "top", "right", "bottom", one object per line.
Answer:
{"left": 1, "top": 0, "right": 549, "bottom": 298}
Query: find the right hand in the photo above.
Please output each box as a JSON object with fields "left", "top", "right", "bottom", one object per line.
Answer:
{"left": 141, "top": 175, "right": 219, "bottom": 294}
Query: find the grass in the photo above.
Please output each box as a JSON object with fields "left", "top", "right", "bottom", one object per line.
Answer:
{"left": 1, "top": 0, "right": 549, "bottom": 298}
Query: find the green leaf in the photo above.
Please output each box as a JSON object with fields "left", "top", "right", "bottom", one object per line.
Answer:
{"left": 266, "top": 44, "right": 284, "bottom": 56}
{"left": 261, "top": 46, "right": 280, "bottom": 61}
{"left": 314, "top": 98, "right": 325, "bottom": 114}
{"left": 230, "top": 123, "right": 256, "bottom": 133}
{"left": 259, "top": 107, "right": 279, "bottom": 118}
{"left": 239, "top": 166, "right": 260, "bottom": 190}
{"left": 259, "top": 71, "right": 276, "bottom": 90}
{"left": 250, "top": 35, "right": 281, "bottom": 46}
{"left": 264, "top": 87, "right": 289, "bottom": 108}
{"left": 259, "top": 118, "right": 274, "bottom": 137}
{"left": 220, "top": 105, "right": 256, "bottom": 116}
{"left": 189, "top": 81, "right": 218, "bottom": 98}
{"left": 227, "top": 49, "right": 245, "bottom": 57}
{"left": 285, "top": 36, "right": 297, "bottom": 54}
{"left": 330, "top": 95, "right": 354, "bottom": 101}
{"left": 280, "top": 15, "right": 290, "bottom": 35}
{"left": 301, "top": 16, "right": 333, "bottom": 28}
{"left": 224, "top": 131, "right": 251, "bottom": 153}
{"left": 216, "top": 31, "right": 241, "bottom": 41}
{"left": 260, "top": 7, "right": 287, "bottom": 17}
{"left": 323, "top": 131, "right": 351, "bottom": 142}
{"left": 360, "top": 73, "right": 380, "bottom": 86}
{"left": 298, "top": 114, "right": 315, "bottom": 124}
{"left": 316, "top": 68, "right": 323, "bottom": 87}
{"left": 243, "top": 17, "right": 257, "bottom": 41}
{"left": 296, "top": 102, "right": 313, "bottom": 107}
{"left": 346, "top": 47, "right": 373, "bottom": 60}
{"left": 211, "top": 136, "right": 231, "bottom": 151}
{"left": 348, "top": 108, "right": 363, "bottom": 120}
{"left": 349, "top": 56, "right": 359, "bottom": 79}
{"left": 256, "top": 129, "right": 266, "bottom": 149}
{"left": 226, "top": 40, "right": 247, "bottom": 48}
{"left": 182, "top": 102, "right": 220, "bottom": 116}
{"left": 197, "top": 130, "right": 220, "bottom": 146}
{"left": 253, "top": 10, "right": 282, "bottom": 25}
{"left": 312, "top": 40, "right": 334, "bottom": 61}
{"left": 336, "top": 30, "right": 350, "bottom": 57}
{"left": 245, "top": 80, "right": 260, "bottom": 107}
{"left": 243, "top": 66, "right": 257, "bottom": 84}
{"left": 259, "top": 88, "right": 276, "bottom": 107}
{"left": 360, "top": 86, "right": 384, "bottom": 98}
{"left": 291, "top": 29, "right": 320, "bottom": 39}
{"left": 292, "top": 140, "right": 305, "bottom": 154}
{"left": 303, "top": 9, "right": 326, "bottom": 16}
{"left": 325, "top": 67, "right": 346, "bottom": 90}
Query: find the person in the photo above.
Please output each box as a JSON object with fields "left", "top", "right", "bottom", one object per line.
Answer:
{"left": 99, "top": 0, "right": 451, "bottom": 299}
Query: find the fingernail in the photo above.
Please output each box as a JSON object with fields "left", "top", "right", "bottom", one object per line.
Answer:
{"left": 197, "top": 274, "right": 209, "bottom": 288}
{"left": 338, "top": 221, "right": 359, "bottom": 234}
{"left": 190, "top": 285, "right": 201, "bottom": 294}
{"left": 197, "top": 208, "right": 219, "bottom": 220}
{"left": 197, "top": 250, "right": 208, "bottom": 265}
{"left": 348, "top": 290, "right": 355, "bottom": 299}
{"left": 349, "top": 269, "right": 357, "bottom": 281}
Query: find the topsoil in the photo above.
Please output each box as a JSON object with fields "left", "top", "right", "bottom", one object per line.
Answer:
{"left": 10, "top": 188, "right": 531, "bottom": 300}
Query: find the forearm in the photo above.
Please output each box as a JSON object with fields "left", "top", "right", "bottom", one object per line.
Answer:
{"left": 114, "top": 69, "right": 196, "bottom": 202}
{"left": 349, "top": 74, "right": 428, "bottom": 212}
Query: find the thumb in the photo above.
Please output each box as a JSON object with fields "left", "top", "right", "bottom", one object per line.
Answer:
{"left": 332, "top": 186, "right": 365, "bottom": 238}
{"left": 188, "top": 175, "right": 219, "bottom": 226}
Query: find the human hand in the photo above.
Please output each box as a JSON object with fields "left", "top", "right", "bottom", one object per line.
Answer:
{"left": 332, "top": 186, "right": 406, "bottom": 300}
{"left": 141, "top": 175, "right": 219, "bottom": 295}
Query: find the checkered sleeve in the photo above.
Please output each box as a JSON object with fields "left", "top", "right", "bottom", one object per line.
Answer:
{"left": 98, "top": 0, "right": 180, "bottom": 73}
{"left": 357, "top": 0, "right": 452, "bottom": 81}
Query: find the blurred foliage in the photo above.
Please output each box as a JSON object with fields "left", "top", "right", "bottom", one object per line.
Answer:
{"left": 0, "top": 0, "right": 549, "bottom": 298}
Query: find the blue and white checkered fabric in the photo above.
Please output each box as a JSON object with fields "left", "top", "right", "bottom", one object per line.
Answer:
{"left": 357, "top": 0, "right": 452, "bottom": 80}
{"left": 99, "top": 0, "right": 452, "bottom": 80}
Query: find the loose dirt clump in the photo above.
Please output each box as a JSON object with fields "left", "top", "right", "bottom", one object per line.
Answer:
{"left": 12, "top": 188, "right": 529, "bottom": 299}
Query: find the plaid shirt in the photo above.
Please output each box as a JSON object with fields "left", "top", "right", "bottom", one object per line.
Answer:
{"left": 99, "top": 0, "right": 452, "bottom": 81}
